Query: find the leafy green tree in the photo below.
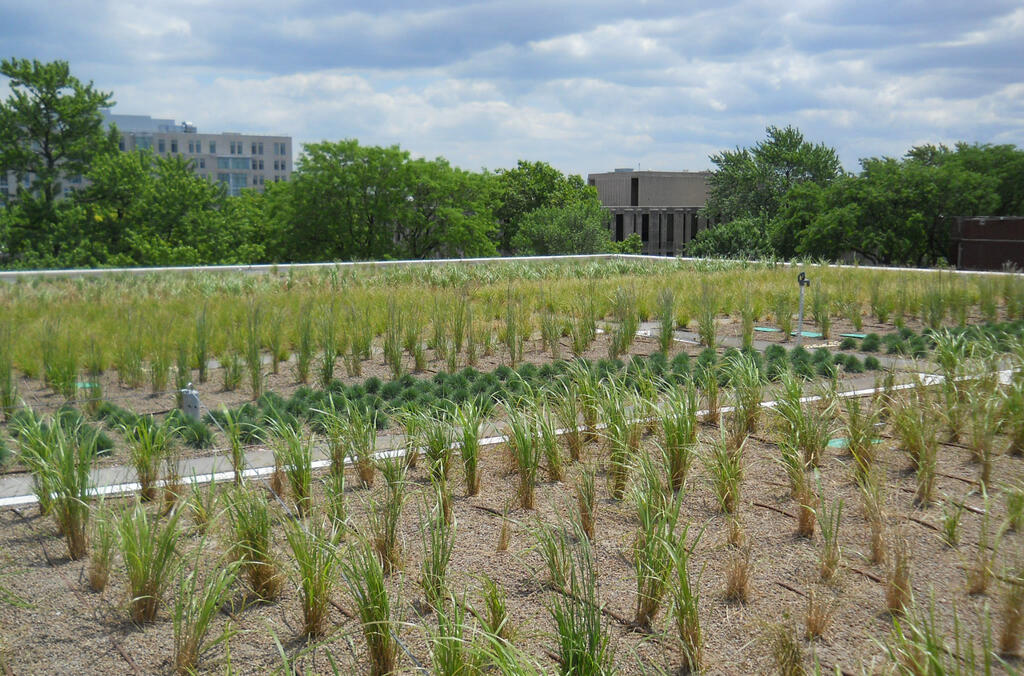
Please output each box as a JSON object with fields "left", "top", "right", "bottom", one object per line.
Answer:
{"left": 705, "top": 125, "right": 842, "bottom": 223}
{"left": 273, "top": 140, "right": 411, "bottom": 261}
{"left": 795, "top": 156, "right": 999, "bottom": 266}
{"left": 490, "top": 160, "right": 596, "bottom": 252}
{"left": 397, "top": 157, "right": 496, "bottom": 259}
{"left": 611, "top": 233, "right": 643, "bottom": 255}
{"left": 510, "top": 199, "right": 612, "bottom": 255}
{"left": 0, "top": 58, "right": 118, "bottom": 255}
{"left": 66, "top": 151, "right": 263, "bottom": 267}
{"left": 687, "top": 215, "right": 774, "bottom": 259}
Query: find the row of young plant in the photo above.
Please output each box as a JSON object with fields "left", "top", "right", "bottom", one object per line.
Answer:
{"left": 3, "top": 259, "right": 1024, "bottom": 402}
{"left": 13, "top": 328, "right": 1024, "bottom": 674}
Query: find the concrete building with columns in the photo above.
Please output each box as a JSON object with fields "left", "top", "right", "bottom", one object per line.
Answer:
{"left": 587, "top": 169, "right": 714, "bottom": 256}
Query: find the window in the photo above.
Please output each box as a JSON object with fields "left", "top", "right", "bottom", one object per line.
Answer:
{"left": 209, "top": 141, "right": 216, "bottom": 154}
{"left": 158, "top": 139, "right": 166, "bottom": 153}
{"left": 188, "top": 142, "right": 194, "bottom": 153}
{"left": 217, "top": 158, "right": 250, "bottom": 170}
{"left": 118, "top": 138, "right": 125, "bottom": 151}
{"left": 258, "top": 142, "right": 263, "bottom": 155}
{"left": 614, "top": 214, "right": 624, "bottom": 241}
{"left": 252, "top": 159, "right": 258, "bottom": 170}
{"left": 136, "top": 136, "right": 152, "bottom": 150}
{"left": 259, "top": 159, "right": 264, "bottom": 170}
{"left": 170, "top": 140, "right": 178, "bottom": 153}
{"left": 251, "top": 142, "right": 257, "bottom": 155}
{"left": 195, "top": 141, "right": 201, "bottom": 153}
{"left": 630, "top": 177, "right": 639, "bottom": 207}
{"left": 641, "top": 214, "right": 649, "bottom": 242}
{"left": 199, "top": 159, "right": 205, "bottom": 169}
{"left": 666, "top": 213, "right": 674, "bottom": 242}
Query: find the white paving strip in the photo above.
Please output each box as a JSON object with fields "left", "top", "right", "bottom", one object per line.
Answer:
{"left": 0, "top": 368, "right": 1015, "bottom": 508}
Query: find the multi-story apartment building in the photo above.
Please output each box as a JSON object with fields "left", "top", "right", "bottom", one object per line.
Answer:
{"left": 587, "top": 169, "right": 714, "bottom": 256}
{"left": 0, "top": 113, "right": 293, "bottom": 202}
{"left": 104, "top": 112, "right": 292, "bottom": 196}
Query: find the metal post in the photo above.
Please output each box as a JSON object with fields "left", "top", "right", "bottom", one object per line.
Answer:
{"left": 796, "top": 272, "right": 810, "bottom": 347}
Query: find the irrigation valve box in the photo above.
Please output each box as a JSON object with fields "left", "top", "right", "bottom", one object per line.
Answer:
{"left": 181, "top": 385, "right": 201, "bottom": 421}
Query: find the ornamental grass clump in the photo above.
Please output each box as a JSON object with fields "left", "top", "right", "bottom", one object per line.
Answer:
{"left": 657, "top": 287, "right": 676, "bottom": 354}
{"left": 341, "top": 536, "right": 400, "bottom": 676}
{"left": 1002, "top": 377, "right": 1024, "bottom": 456}
{"left": 0, "top": 321, "right": 16, "bottom": 422}
{"left": 172, "top": 549, "right": 239, "bottom": 674}
{"left": 89, "top": 502, "right": 116, "bottom": 592}
{"left": 548, "top": 523, "right": 614, "bottom": 675}
{"left": 696, "top": 281, "right": 717, "bottom": 349}
{"left": 817, "top": 491, "right": 843, "bottom": 582}
{"left": 225, "top": 485, "right": 282, "bottom": 600}
{"left": 602, "top": 381, "right": 641, "bottom": 500}
{"left": 845, "top": 397, "right": 881, "bottom": 480}
{"left": 886, "top": 530, "right": 911, "bottom": 615}
{"left": 891, "top": 385, "right": 940, "bottom": 505}
{"left": 536, "top": 398, "right": 564, "bottom": 482}
{"left": 455, "top": 398, "right": 484, "bottom": 496}
{"left": 119, "top": 501, "right": 181, "bottom": 623}
{"left": 20, "top": 417, "right": 97, "bottom": 559}
{"left": 724, "top": 350, "right": 765, "bottom": 447}
{"left": 429, "top": 593, "right": 480, "bottom": 676}
{"left": 774, "top": 371, "right": 834, "bottom": 468}
{"left": 269, "top": 419, "right": 313, "bottom": 517}
{"left": 123, "top": 416, "right": 175, "bottom": 502}
{"left": 553, "top": 380, "right": 585, "bottom": 462}
{"left": 1000, "top": 562, "right": 1024, "bottom": 657}
{"left": 244, "top": 300, "right": 263, "bottom": 398}
{"left": 705, "top": 432, "right": 743, "bottom": 514}
{"left": 608, "top": 286, "right": 639, "bottom": 360}
{"left": 345, "top": 403, "right": 378, "bottom": 488}
{"left": 506, "top": 403, "right": 541, "bottom": 510}
{"left": 670, "top": 524, "right": 703, "bottom": 673}
{"left": 857, "top": 470, "right": 887, "bottom": 564}
{"left": 285, "top": 518, "right": 342, "bottom": 637}
{"left": 476, "top": 574, "right": 514, "bottom": 643}
{"left": 575, "top": 463, "right": 597, "bottom": 541}
{"left": 420, "top": 500, "right": 456, "bottom": 611}
{"left": 370, "top": 453, "right": 408, "bottom": 574}
{"left": 632, "top": 454, "right": 683, "bottom": 631}
{"left": 420, "top": 407, "right": 456, "bottom": 485}
{"left": 660, "top": 382, "right": 699, "bottom": 492}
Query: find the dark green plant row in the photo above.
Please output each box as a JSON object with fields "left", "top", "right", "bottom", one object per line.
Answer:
{"left": 203, "top": 342, "right": 882, "bottom": 444}
{"left": 2, "top": 338, "right": 890, "bottom": 464}
{"left": 836, "top": 319, "right": 1024, "bottom": 357}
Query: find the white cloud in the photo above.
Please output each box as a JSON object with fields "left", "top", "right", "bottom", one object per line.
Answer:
{"left": 0, "top": 0, "right": 1021, "bottom": 176}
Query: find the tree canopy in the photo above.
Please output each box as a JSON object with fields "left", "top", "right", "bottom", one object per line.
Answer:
{"left": 704, "top": 125, "right": 843, "bottom": 222}
{"left": 0, "top": 58, "right": 117, "bottom": 231}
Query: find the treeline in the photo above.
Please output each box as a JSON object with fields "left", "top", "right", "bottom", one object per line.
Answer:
{"left": 2, "top": 145, "right": 627, "bottom": 268}
{"left": 0, "top": 59, "right": 631, "bottom": 269}
{"left": 689, "top": 126, "right": 1024, "bottom": 266}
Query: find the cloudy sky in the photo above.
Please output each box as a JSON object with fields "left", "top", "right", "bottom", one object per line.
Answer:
{"left": 2, "top": 1, "right": 1022, "bottom": 176}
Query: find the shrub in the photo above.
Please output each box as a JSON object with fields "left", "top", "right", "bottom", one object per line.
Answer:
{"left": 861, "top": 333, "right": 881, "bottom": 352}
